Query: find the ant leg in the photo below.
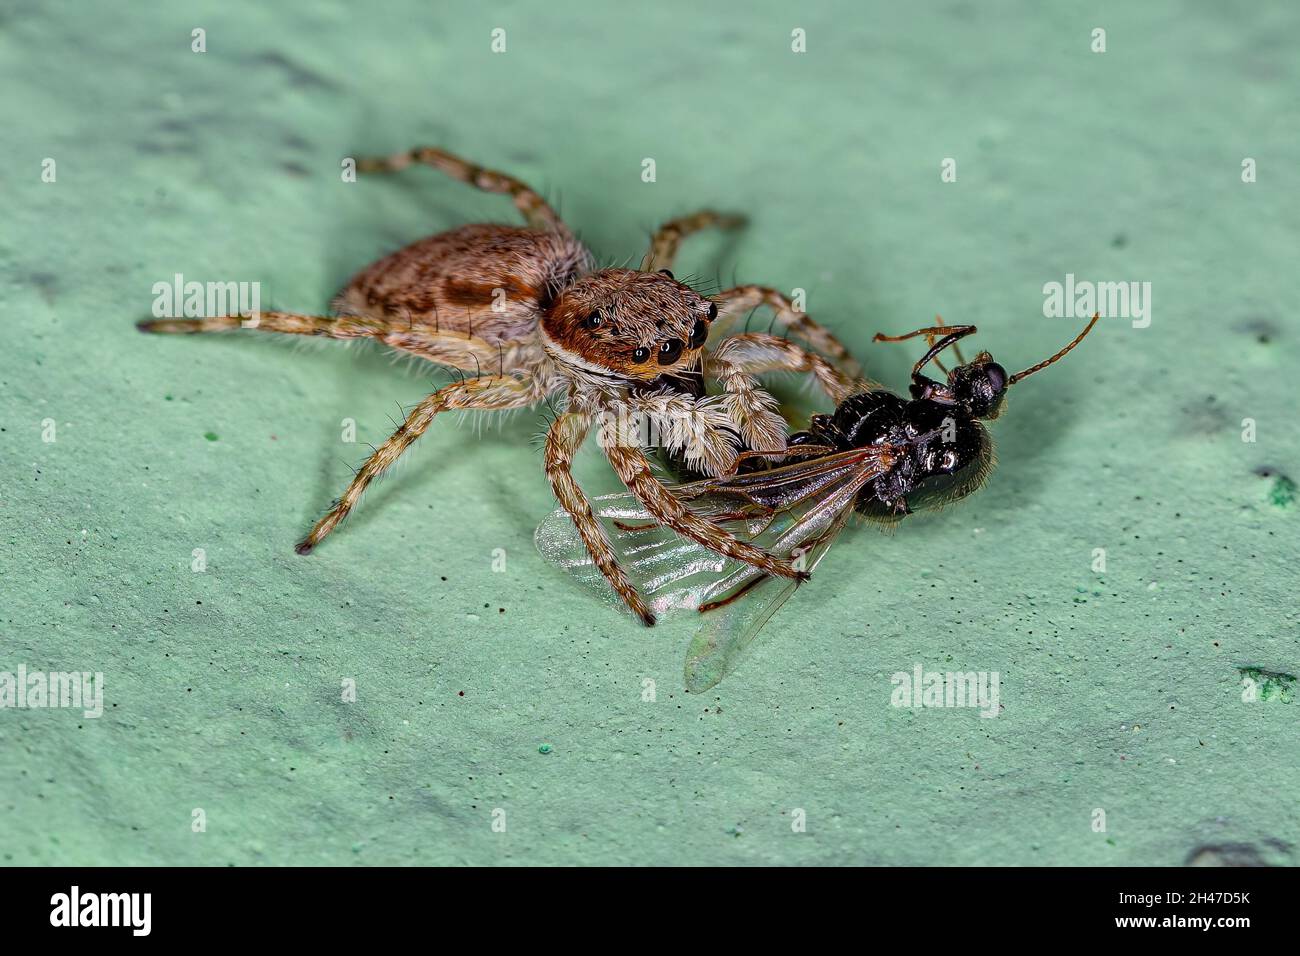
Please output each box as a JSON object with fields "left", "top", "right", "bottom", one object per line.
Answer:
{"left": 295, "top": 375, "right": 536, "bottom": 554}
{"left": 871, "top": 323, "right": 976, "bottom": 345}
{"left": 930, "top": 315, "right": 967, "bottom": 366}
{"left": 544, "top": 413, "right": 656, "bottom": 626}
{"left": 873, "top": 324, "right": 978, "bottom": 382}
{"left": 899, "top": 316, "right": 966, "bottom": 375}
{"left": 640, "top": 210, "right": 747, "bottom": 273}
{"left": 603, "top": 443, "right": 808, "bottom": 583}
{"left": 730, "top": 445, "right": 834, "bottom": 466}
{"left": 355, "top": 146, "right": 565, "bottom": 232}
{"left": 711, "top": 285, "right": 861, "bottom": 377}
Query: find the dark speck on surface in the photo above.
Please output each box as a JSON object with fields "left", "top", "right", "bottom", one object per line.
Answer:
{"left": 1254, "top": 467, "right": 1297, "bottom": 507}
{"left": 252, "top": 51, "right": 338, "bottom": 91}
{"left": 30, "top": 272, "right": 57, "bottom": 304}
{"left": 1237, "top": 317, "right": 1279, "bottom": 344}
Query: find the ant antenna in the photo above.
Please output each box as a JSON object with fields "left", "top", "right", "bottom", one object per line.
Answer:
{"left": 1008, "top": 313, "right": 1099, "bottom": 385}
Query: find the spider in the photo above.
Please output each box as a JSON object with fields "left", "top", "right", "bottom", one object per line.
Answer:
{"left": 138, "top": 146, "right": 861, "bottom": 624}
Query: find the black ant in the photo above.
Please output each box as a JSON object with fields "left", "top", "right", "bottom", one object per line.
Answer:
{"left": 786, "top": 314, "right": 1100, "bottom": 520}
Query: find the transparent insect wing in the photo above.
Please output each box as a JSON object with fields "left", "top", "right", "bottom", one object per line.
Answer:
{"left": 684, "top": 502, "right": 856, "bottom": 691}
{"left": 534, "top": 448, "right": 893, "bottom": 689}
{"left": 534, "top": 487, "right": 750, "bottom": 617}
{"left": 682, "top": 466, "right": 871, "bottom": 691}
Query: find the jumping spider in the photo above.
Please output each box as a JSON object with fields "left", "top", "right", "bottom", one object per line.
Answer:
{"left": 139, "top": 146, "right": 860, "bottom": 624}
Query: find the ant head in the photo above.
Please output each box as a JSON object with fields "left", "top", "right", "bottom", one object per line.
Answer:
{"left": 947, "top": 351, "right": 1009, "bottom": 419}
{"left": 906, "top": 314, "right": 1100, "bottom": 418}
{"left": 541, "top": 268, "right": 715, "bottom": 383}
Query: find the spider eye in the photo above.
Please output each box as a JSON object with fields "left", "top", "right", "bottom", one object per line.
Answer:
{"left": 632, "top": 347, "right": 650, "bottom": 363}
{"left": 689, "top": 318, "right": 708, "bottom": 348}
{"left": 583, "top": 312, "right": 603, "bottom": 331}
{"left": 658, "top": 269, "right": 674, "bottom": 279}
{"left": 657, "top": 339, "right": 684, "bottom": 365}
{"left": 707, "top": 302, "right": 718, "bottom": 321}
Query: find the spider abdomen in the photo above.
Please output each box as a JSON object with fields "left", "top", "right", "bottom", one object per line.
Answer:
{"left": 334, "top": 223, "right": 590, "bottom": 344}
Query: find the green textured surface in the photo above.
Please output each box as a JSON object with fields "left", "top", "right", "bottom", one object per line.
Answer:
{"left": 3, "top": 1, "right": 1297, "bottom": 866}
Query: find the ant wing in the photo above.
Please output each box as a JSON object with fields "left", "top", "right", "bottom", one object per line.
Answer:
{"left": 681, "top": 471, "right": 864, "bottom": 691}
{"left": 534, "top": 448, "right": 880, "bottom": 616}
{"left": 534, "top": 447, "right": 892, "bottom": 687}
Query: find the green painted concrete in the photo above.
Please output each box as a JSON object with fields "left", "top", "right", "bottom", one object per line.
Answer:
{"left": 2, "top": 0, "right": 1296, "bottom": 865}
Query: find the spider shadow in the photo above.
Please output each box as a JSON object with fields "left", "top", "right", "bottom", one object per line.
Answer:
{"left": 303, "top": 125, "right": 550, "bottom": 544}
{"left": 321, "top": 114, "right": 471, "bottom": 285}
{"left": 296, "top": 338, "right": 541, "bottom": 543}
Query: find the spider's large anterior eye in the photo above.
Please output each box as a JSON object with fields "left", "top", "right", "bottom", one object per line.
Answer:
{"left": 688, "top": 318, "right": 708, "bottom": 348}
{"left": 657, "top": 339, "right": 684, "bottom": 365}
{"left": 632, "top": 347, "right": 650, "bottom": 363}
{"left": 707, "top": 302, "right": 718, "bottom": 321}
{"left": 583, "top": 312, "right": 603, "bottom": 331}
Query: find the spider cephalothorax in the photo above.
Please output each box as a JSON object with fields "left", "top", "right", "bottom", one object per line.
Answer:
{"left": 541, "top": 269, "right": 716, "bottom": 384}
{"left": 137, "top": 146, "right": 861, "bottom": 625}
